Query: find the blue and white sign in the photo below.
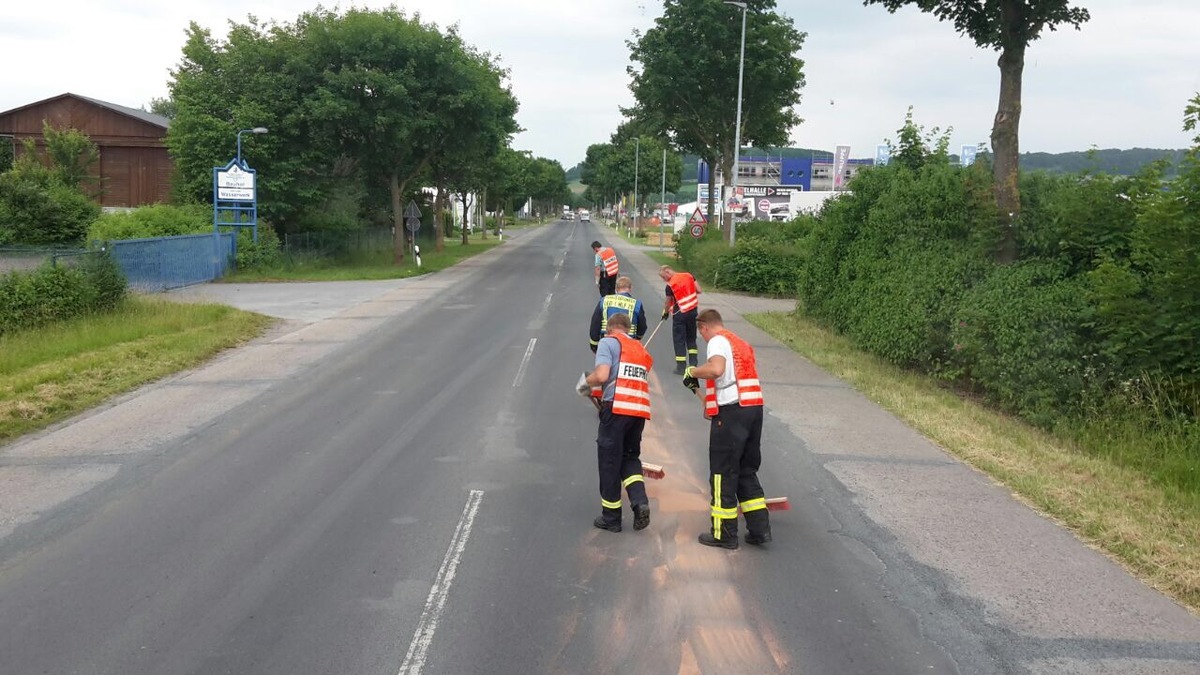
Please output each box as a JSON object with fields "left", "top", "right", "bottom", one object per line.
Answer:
{"left": 216, "top": 162, "right": 256, "bottom": 201}
{"left": 875, "top": 144, "right": 891, "bottom": 166}
{"left": 960, "top": 145, "right": 979, "bottom": 167}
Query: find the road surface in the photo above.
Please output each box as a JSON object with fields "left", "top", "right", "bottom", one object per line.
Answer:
{"left": 1, "top": 219, "right": 1197, "bottom": 674}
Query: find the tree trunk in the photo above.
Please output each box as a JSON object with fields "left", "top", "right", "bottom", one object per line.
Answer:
{"left": 390, "top": 171, "right": 406, "bottom": 265}
{"left": 434, "top": 179, "right": 446, "bottom": 253}
{"left": 992, "top": 42, "right": 1025, "bottom": 264}
{"left": 480, "top": 187, "right": 488, "bottom": 240}
{"left": 460, "top": 189, "right": 471, "bottom": 245}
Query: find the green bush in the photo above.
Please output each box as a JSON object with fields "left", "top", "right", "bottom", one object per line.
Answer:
{"left": 0, "top": 252, "right": 126, "bottom": 335}
{"left": 235, "top": 223, "right": 283, "bottom": 270}
{"left": 717, "top": 239, "right": 804, "bottom": 296}
{"left": 0, "top": 170, "right": 99, "bottom": 245}
{"left": 88, "top": 203, "right": 210, "bottom": 241}
{"left": 950, "top": 260, "right": 1092, "bottom": 425}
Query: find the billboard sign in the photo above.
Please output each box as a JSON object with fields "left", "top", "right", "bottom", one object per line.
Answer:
{"left": 960, "top": 145, "right": 978, "bottom": 167}
{"left": 832, "top": 145, "right": 851, "bottom": 190}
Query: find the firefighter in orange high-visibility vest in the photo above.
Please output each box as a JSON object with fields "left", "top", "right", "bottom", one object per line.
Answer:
{"left": 580, "top": 312, "right": 653, "bottom": 533}
{"left": 681, "top": 308, "right": 771, "bottom": 550}
{"left": 592, "top": 241, "right": 619, "bottom": 296}
{"left": 659, "top": 265, "right": 701, "bottom": 374}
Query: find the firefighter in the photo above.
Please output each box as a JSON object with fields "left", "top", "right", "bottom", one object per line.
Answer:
{"left": 592, "top": 241, "right": 619, "bottom": 296}
{"left": 580, "top": 312, "right": 653, "bottom": 533}
{"left": 682, "top": 309, "right": 771, "bottom": 550}
{"left": 658, "top": 265, "right": 701, "bottom": 374}
{"left": 589, "top": 276, "right": 649, "bottom": 352}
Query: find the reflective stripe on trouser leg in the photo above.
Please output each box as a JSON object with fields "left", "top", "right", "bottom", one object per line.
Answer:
{"left": 740, "top": 497, "right": 767, "bottom": 513}
{"left": 710, "top": 474, "right": 739, "bottom": 539}
{"left": 687, "top": 348, "right": 698, "bottom": 367}
{"left": 602, "top": 498, "right": 623, "bottom": 510}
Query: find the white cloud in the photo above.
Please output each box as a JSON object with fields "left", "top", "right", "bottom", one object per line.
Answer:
{"left": 2, "top": 0, "right": 1197, "bottom": 167}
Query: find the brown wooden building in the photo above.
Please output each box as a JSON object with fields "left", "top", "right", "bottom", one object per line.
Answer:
{"left": 0, "top": 93, "right": 173, "bottom": 207}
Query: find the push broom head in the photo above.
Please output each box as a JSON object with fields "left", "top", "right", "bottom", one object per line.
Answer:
{"left": 765, "top": 497, "right": 790, "bottom": 511}
{"left": 642, "top": 462, "right": 666, "bottom": 480}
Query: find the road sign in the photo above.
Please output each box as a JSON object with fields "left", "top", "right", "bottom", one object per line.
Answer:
{"left": 215, "top": 163, "right": 255, "bottom": 201}
{"left": 688, "top": 207, "right": 707, "bottom": 225}
{"left": 405, "top": 216, "right": 421, "bottom": 233}
{"left": 690, "top": 223, "right": 706, "bottom": 239}
{"left": 404, "top": 200, "right": 422, "bottom": 220}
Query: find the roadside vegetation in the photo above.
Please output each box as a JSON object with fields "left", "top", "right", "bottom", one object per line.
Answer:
{"left": 0, "top": 297, "right": 271, "bottom": 445}
{"left": 657, "top": 97, "right": 1200, "bottom": 611}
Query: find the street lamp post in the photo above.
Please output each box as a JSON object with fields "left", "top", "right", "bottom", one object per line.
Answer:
{"left": 725, "top": 1, "right": 747, "bottom": 247}
{"left": 236, "top": 127, "right": 268, "bottom": 167}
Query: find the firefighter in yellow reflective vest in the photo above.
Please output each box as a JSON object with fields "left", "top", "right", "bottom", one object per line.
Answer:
{"left": 582, "top": 312, "right": 653, "bottom": 533}
{"left": 592, "top": 241, "right": 619, "bottom": 296}
{"left": 588, "top": 276, "right": 649, "bottom": 352}
{"left": 682, "top": 308, "right": 771, "bottom": 549}
{"left": 658, "top": 265, "right": 701, "bottom": 374}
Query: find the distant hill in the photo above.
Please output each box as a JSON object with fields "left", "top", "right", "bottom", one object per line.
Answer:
{"left": 1016, "top": 148, "right": 1187, "bottom": 176}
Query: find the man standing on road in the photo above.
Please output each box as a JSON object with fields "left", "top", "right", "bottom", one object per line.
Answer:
{"left": 658, "top": 265, "right": 701, "bottom": 374}
{"left": 592, "top": 241, "right": 619, "bottom": 296}
{"left": 682, "top": 309, "right": 770, "bottom": 550}
{"left": 580, "top": 313, "right": 653, "bottom": 533}
{"left": 589, "top": 276, "right": 649, "bottom": 352}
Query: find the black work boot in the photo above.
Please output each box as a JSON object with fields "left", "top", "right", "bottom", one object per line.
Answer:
{"left": 674, "top": 362, "right": 686, "bottom": 375}
{"left": 744, "top": 530, "right": 773, "bottom": 546}
{"left": 593, "top": 516, "right": 621, "bottom": 533}
{"left": 697, "top": 532, "right": 738, "bottom": 550}
{"left": 632, "top": 503, "right": 651, "bottom": 531}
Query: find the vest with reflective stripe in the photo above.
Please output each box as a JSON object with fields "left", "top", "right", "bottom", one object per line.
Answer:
{"left": 601, "top": 293, "right": 640, "bottom": 337}
{"left": 611, "top": 332, "right": 653, "bottom": 419}
{"left": 668, "top": 273, "right": 699, "bottom": 313}
{"left": 599, "top": 247, "right": 619, "bottom": 277}
{"left": 703, "top": 329, "right": 763, "bottom": 418}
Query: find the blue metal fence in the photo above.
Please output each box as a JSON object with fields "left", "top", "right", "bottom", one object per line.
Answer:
{"left": 107, "top": 233, "right": 234, "bottom": 292}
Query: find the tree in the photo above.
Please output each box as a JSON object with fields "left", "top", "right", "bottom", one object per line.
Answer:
{"left": 628, "top": 0, "right": 806, "bottom": 241}
{"left": 42, "top": 122, "right": 100, "bottom": 193}
{"left": 863, "top": 0, "right": 1090, "bottom": 263}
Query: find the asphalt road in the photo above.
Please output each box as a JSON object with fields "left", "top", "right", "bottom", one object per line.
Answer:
{"left": 1, "top": 220, "right": 1197, "bottom": 674}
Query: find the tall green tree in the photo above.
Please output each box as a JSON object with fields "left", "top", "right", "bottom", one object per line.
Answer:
{"left": 863, "top": 0, "right": 1090, "bottom": 263}
{"left": 627, "top": 0, "right": 806, "bottom": 240}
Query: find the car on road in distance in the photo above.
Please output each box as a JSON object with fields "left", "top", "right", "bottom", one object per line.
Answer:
{"left": 579, "top": 210, "right": 590, "bottom": 222}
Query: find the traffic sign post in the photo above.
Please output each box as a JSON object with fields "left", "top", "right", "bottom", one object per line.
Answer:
{"left": 690, "top": 223, "right": 706, "bottom": 239}
{"left": 212, "top": 158, "right": 260, "bottom": 277}
{"left": 404, "top": 200, "right": 422, "bottom": 263}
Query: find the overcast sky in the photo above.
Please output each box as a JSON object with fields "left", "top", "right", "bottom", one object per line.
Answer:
{"left": 3, "top": 0, "right": 1198, "bottom": 168}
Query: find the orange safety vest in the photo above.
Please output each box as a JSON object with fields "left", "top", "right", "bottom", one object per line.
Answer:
{"left": 598, "top": 247, "right": 619, "bottom": 277}
{"left": 703, "top": 329, "right": 763, "bottom": 419}
{"left": 668, "top": 273, "right": 699, "bottom": 313}
{"left": 609, "top": 332, "right": 653, "bottom": 419}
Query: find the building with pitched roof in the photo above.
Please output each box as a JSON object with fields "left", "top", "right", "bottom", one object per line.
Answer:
{"left": 0, "top": 93, "right": 173, "bottom": 207}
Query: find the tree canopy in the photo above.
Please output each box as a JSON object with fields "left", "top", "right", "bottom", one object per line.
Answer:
{"left": 627, "top": 0, "right": 806, "bottom": 236}
{"left": 863, "top": 0, "right": 1090, "bottom": 262}
{"left": 165, "top": 7, "right": 525, "bottom": 262}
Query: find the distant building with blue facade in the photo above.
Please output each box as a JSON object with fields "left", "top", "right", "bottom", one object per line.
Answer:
{"left": 697, "top": 154, "right": 875, "bottom": 192}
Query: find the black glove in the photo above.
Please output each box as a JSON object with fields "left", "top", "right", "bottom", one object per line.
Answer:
{"left": 661, "top": 310, "right": 670, "bottom": 321}
{"left": 681, "top": 366, "right": 699, "bottom": 391}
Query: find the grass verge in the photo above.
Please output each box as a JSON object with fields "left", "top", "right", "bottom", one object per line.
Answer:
{"left": 0, "top": 297, "right": 273, "bottom": 445}
{"left": 746, "top": 310, "right": 1200, "bottom": 613}
{"left": 226, "top": 237, "right": 502, "bottom": 282}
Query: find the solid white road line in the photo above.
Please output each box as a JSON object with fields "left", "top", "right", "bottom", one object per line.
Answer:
{"left": 397, "top": 489, "right": 485, "bottom": 675}
{"left": 512, "top": 337, "right": 537, "bottom": 388}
